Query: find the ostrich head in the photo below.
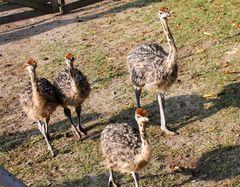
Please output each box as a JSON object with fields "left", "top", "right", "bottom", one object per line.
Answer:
{"left": 158, "top": 7, "right": 171, "bottom": 19}
{"left": 26, "top": 57, "right": 37, "bottom": 73}
{"left": 64, "top": 53, "right": 75, "bottom": 68}
{"left": 135, "top": 108, "right": 149, "bottom": 125}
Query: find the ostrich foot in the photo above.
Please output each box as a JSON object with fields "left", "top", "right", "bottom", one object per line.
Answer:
{"left": 161, "top": 127, "right": 177, "bottom": 135}
{"left": 77, "top": 126, "right": 88, "bottom": 136}
{"left": 71, "top": 126, "right": 82, "bottom": 139}
{"left": 108, "top": 180, "right": 118, "bottom": 187}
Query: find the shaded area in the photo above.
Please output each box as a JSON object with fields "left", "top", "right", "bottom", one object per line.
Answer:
{"left": 51, "top": 170, "right": 172, "bottom": 187}
{"left": 50, "top": 173, "right": 108, "bottom": 187}
{"left": 0, "top": 0, "right": 160, "bottom": 44}
{"left": 108, "top": 82, "right": 240, "bottom": 133}
{"left": 0, "top": 18, "right": 74, "bottom": 45}
{"left": 0, "top": 112, "right": 101, "bottom": 153}
{"left": 36, "top": 147, "right": 240, "bottom": 186}
{"left": 174, "top": 145, "right": 240, "bottom": 186}
{"left": 0, "top": 9, "right": 47, "bottom": 25}
{"left": 1, "top": 81, "right": 239, "bottom": 153}
{"left": 196, "top": 145, "right": 240, "bottom": 181}
{"left": 70, "top": 0, "right": 161, "bottom": 17}
{"left": 0, "top": 2, "right": 22, "bottom": 12}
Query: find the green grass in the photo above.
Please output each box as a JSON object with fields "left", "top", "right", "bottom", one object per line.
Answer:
{"left": 0, "top": 0, "right": 240, "bottom": 186}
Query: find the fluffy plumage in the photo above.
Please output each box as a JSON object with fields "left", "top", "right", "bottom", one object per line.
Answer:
{"left": 101, "top": 108, "right": 151, "bottom": 187}
{"left": 54, "top": 53, "right": 90, "bottom": 138}
{"left": 101, "top": 123, "right": 146, "bottom": 173}
{"left": 128, "top": 43, "right": 177, "bottom": 91}
{"left": 20, "top": 78, "right": 58, "bottom": 120}
{"left": 54, "top": 68, "right": 90, "bottom": 107}
{"left": 127, "top": 8, "right": 178, "bottom": 135}
{"left": 20, "top": 58, "right": 58, "bottom": 156}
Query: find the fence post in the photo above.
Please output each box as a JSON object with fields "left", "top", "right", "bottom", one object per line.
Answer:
{"left": 50, "top": 0, "right": 59, "bottom": 12}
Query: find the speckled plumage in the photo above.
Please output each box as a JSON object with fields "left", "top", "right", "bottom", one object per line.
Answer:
{"left": 20, "top": 77, "right": 58, "bottom": 120}
{"left": 101, "top": 108, "right": 151, "bottom": 186}
{"left": 53, "top": 54, "right": 91, "bottom": 137}
{"left": 54, "top": 67, "right": 90, "bottom": 107}
{"left": 126, "top": 9, "right": 178, "bottom": 135}
{"left": 20, "top": 58, "right": 58, "bottom": 156}
{"left": 127, "top": 43, "right": 178, "bottom": 91}
{"left": 101, "top": 123, "right": 151, "bottom": 174}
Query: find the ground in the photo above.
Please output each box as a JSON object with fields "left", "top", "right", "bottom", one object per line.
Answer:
{"left": 0, "top": 0, "right": 240, "bottom": 186}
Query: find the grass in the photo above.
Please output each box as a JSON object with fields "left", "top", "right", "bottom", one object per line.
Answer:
{"left": 0, "top": 0, "right": 240, "bottom": 186}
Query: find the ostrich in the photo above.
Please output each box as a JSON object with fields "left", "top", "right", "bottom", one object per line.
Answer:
{"left": 127, "top": 7, "right": 178, "bottom": 135}
{"left": 54, "top": 53, "right": 91, "bottom": 138}
{"left": 101, "top": 108, "right": 152, "bottom": 187}
{"left": 20, "top": 58, "right": 58, "bottom": 156}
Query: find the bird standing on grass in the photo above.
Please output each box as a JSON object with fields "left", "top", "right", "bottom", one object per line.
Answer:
{"left": 54, "top": 53, "right": 91, "bottom": 139}
{"left": 127, "top": 8, "right": 178, "bottom": 135}
{"left": 101, "top": 108, "right": 152, "bottom": 187}
{"left": 20, "top": 58, "right": 58, "bottom": 156}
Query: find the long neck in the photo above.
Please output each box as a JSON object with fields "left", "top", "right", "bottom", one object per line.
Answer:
{"left": 138, "top": 122, "right": 150, "bottom": 148}
{"left": 67, "top": 63, "right": 75, "bottom": 77}
{"left": 160, "top": 18, "right": 177, "bottom": 65}
{"left": 29, "top": 69, "right": 38, "bottom": 93}
{"left": 67, "top": 64, "right": 80, "bottom": 94}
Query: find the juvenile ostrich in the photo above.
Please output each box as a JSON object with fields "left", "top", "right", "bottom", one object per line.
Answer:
{"left": 127, "top": 8, "right": 178, "bottom": 135}
{"left": 101, "top": 108, "right": 152, "bottom": 187}
{"left": 20, "top": 58, "right": 58, "bottom": 156}
{"left": 54, "top": 53, "right": 91, "bottom": 138}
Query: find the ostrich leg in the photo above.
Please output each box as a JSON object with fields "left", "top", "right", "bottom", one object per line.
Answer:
{"left": 108, "top": 169, "right": 118, "bottom": 187}
{"left": 132, "top": 172, "right": 140, "bottom": 187}
{"left": 37, "top": 120, "right": 55, "bottom": 156}
{"left": 75, "top": 106, "right": 87, "bottom": 135}
{"left": 63, "top": 107, "right": 81, "bottom": 139}
{"left": 44, "top": 116, "right": 51, "bottom": 140}
{"left": 134, "top": 87, "right": 142, "bottom": 108}
{"left": 157, "top": 92, "right": 175, "bottom": 135}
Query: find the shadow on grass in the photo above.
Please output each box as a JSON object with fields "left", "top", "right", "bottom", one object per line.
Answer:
{"left": 51, "top": 171, "right": 171, "bottom": 187}
{"left": 47, "top": 145, "right": 240, "bottom": 186}
{"left": 108, "top": 82, "right": 240, "bottom": 132}
{"left": 174, "top": 145, "right": 240, "bottom": 186}
{"left": 74, "top": 0, "right": 162, "bottom": 21}
{"left": 50, "top": 173, "right": 108, "bottom": 187}
{"left": 0, "top": 0, "right": 160, "bottom": 44}
{"left": 2, "top": 82, "right": 237, "bottom": 152}
{"left": 0, "top": 112, "right": 101, "bottom": 153}
{"left": 0, "top": 9, "right": 47, "bottom": 25}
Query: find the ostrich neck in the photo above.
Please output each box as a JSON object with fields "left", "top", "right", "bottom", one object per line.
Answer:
{"left": 29, "top": 70, "right": 38, "bottom": 93}
{"left": 161, "top": 18, "right": 177, "bottom": 65}
{"left": 29, "top": 69, "right": 43, "bottom": 106}
{"left": 68, "top": 64, "right": 75, "bottom": 78}
{"left": 138, "top": 122, "right": 150, "bottom": 149}
{"left": 68, "top": 65, "right": 80, "bottom": 93}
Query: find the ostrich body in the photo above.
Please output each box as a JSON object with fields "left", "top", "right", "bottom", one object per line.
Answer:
{"left": 101, "top": 108, "right": 152, "bottom": 187}
{"left": 127, "top": 8, "right": 177, "bottom": 135}
{"left": 54, "top": 53, "right": 91, "bottom": 138}
{"left": 20, "top": 58, "right": 58, "bottom": 156}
